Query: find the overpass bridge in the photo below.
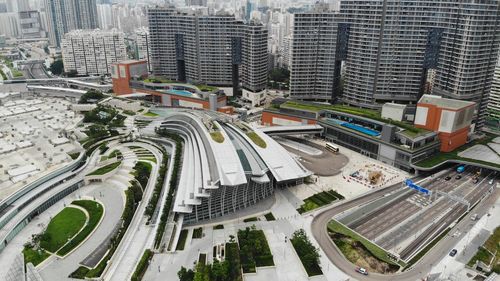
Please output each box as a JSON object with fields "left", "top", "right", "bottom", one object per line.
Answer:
{"left": 258, "top": 124, "right": 323, "bottom": 136}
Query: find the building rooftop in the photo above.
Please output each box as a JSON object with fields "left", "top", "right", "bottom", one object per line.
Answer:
{"left": 418, "top": 95, "right": 475, "bottom": 110}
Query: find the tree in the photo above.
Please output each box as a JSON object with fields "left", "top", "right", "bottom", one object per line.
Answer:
{"left": 177, "top": 266, "right": 194, "bottom": 281}
{"left": 49, "top": 59, "right": 64, "bottom": 75}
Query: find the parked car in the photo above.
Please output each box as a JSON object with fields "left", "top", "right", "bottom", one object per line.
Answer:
{"left": 455, "top": 175, "right": 462, "bottom": 180}
{"left": 489, "top": 179, "right": 495, "bottom": 185}
{"left": 445, "top": 176, "right": 451, "bottom": 181}
{"left": 471, "top": 214, "right": 479, "bottom": 221}
{"left": 355, "top": 267, "right": 368, "bottom": 275}
{"left": 449, "top": 249, "right": 457, "bottom": 257}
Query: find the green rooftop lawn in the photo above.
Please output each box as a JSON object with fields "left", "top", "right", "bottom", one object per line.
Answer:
{"left": 87, "top": 161, "right": 121, "bottom": 176}
{"left": 247, "top": 132, "right": 267, "bottom": 148}
{"left": 210, "top": 131, "right": 225, "bottom": 143}
{"left": 143, "top": 77, "right": 176, "bottom": 83}
{"left": 40, "top": 207, "right": 87, "bottom": 253}
{"left": 281, "top": 101, "right": 426, "bottom": 134}
{"left": 195, "top": 84, "right": 218, "bottom": 92}
{"left": 143, "top": 111, "right": 159, "bottom": 117}
{"left": 414, "top": 134, "right": 500, "bottom": 169}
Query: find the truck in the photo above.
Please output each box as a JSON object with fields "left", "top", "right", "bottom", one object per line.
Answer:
{"left": 457, "top": 165, "right": 466, "bottom": 173}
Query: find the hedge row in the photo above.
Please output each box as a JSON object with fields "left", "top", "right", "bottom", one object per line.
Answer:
{"left": 145, "top": 145, "right": 169, "bottom": 223}
{"left": 154, "top": 128, "right": 184, "bottom": 249}
{"left": 130, "top": 249, "right": 153, "bottom": 281}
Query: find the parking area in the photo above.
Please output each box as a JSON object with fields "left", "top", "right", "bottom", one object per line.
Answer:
{"left": 337, "top": 167, "right": 498, "bottom": 261}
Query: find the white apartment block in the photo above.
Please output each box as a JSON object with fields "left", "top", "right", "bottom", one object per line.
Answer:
{"left": 61, "top": 29, "right": 127, "bottom": 76}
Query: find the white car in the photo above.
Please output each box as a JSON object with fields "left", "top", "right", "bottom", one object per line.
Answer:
{"left": 489, "top": 179, "right": 494, "bottom": 185}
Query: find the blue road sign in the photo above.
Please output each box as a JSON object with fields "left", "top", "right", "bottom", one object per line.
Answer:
{"left": 405, "top": 179, "right": 431, "bottom": 195}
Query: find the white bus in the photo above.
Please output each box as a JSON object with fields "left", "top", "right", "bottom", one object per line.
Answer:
{"left": 325, "top": 142, "right": 339, "bottom": 153}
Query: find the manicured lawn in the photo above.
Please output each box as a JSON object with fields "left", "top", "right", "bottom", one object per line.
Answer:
{"left": 176, "top": 229, "right": 189, "bottom": 251}
{"left": 246, "top": 132, "right": 267, "bottom": 148}
{"left": 23, "top": 246, "right": 50, "bottom": 266}
{"left": 237, "top": 226, "right": 274, "bottom": 273}
{"left": 192, "top": 227, "right": 203, "bottom": 239}
{"left": 57, "top": 200, "right": 104, "bottom": 256}
{"left": 144, "top": 111, "right": 159, "bottom": 117}
{"left": 328, "top": 220, "right": 399, "bottom": 267}
{"left": 298, "top": 190, "right": 344, "bottom": 214}
{"left": 40, "top": 207, "right": 87, "bottom": 253}
{"left": 264, "top": 212, "right": 276, "bottom": 221}
{"left": 210, "top": 131, "right": 225, "bottom": 143}
{"left": 87, "top": 161, "right": 121, "bottom": 176}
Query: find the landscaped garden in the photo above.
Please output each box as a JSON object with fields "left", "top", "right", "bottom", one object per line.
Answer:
{"left": 40, "top": 207, "right": 87, "bottom": 253}
{"left": 176, "top": 229, "right": 189, "bottom": 251}
{"left": 192, "top": 227, "right": 203, "bottom": 239}
{"left": 246, "top": 132, "right": 266, "bottom": 148}
{"left": 57, "top": 200, "right": 104, "bottom": 256}
{"left": 237, "top": 225, "right": 274, "bottom": 273}
{"left": 23, "top": 246, "right": 50, "bottom": 266}
{"left": 297, "top": 190, "right": 344, "bottom": 214}
{"left": 87, "top": 161, "right": 121, "bottom": 176}
{"left": 290, "top": 229, "right": 322, "bottom": 276}
{"left": 328, "top": 220, "right": 401, "bottom": 273}
{"left": 468, "top": 226, "right": 500, "bottom": 273}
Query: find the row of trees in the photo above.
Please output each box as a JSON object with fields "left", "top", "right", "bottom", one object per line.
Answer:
{"left": 178, "top": 242, "right": 242, "bottom": 281}
{"left": 144, "top": 145, "right": 169, "bottom": 222}
{"left": 154, "top": 128, "right": 184, "bottom": 249}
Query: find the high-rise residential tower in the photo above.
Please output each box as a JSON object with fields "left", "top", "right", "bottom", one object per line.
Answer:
{"left": 290, "top": 1, "right": 500, "bottom": 129}
{"left": 289, "top": 4, "right": 337, "bottom": 101}
{"left": 61, "top": 29, "right": 127, "bottom": 76}
{"left": 487, "top": 55, "right": 500, "bottom": 127}
{"left": 148, "top": 6, "right": 268, "bottom": 96}
{"left": 44, "top": 0, "right": 99, "bottom": 47}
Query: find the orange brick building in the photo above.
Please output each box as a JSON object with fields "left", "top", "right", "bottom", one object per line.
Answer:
{"left": 414, "top": 95, "right": 476, "bottom": 152}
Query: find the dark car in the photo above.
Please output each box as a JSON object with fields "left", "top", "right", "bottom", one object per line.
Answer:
{"left": 445, "top": 176, "right": 451, "bottom": 181}
{"left": 356, "top": 267, "right": 368, "bottom": 275}
{"left": 449, "top": 249, "right": 458, "bottom": 257}
{"left": 455, "top": 175, "right": 462, "bottom": 180}
{"left": 473, "top": 178, "right": 479, "bottom": 184}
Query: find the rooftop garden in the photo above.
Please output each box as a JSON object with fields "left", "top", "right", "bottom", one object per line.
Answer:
{"left": 414, "top": 134, "right": 500, "bottom": 169}
{"left": 210, "top": 132, "right": 224, "bottom": 143}
{"left": 247, "top": 132, "right": 267, "bottom": 149}
{"left": 87, "top": 161, "right": 121, "bottom": 176}
{"left": 142, "top": 77, "right": 176, "bottom": 84}
{"left": 279, "top": 101, "right": 427, "bottom": 135}
{"left": 195, "top": 84, "right": 218, "bottom": 92}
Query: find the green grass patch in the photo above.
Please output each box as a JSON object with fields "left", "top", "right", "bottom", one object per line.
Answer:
{"left": 328, "top": 220, "right": 399, "bottom": 267}
{"left": 87, "top": 161, "right": 121, "bottom": 176}
{"left": 68, "top": 266, "right": 90, "bottom": 279}
{"left": 467, "top": 226, "right": 500, "bottom": 273}
{"left": 243, "top": 217, "right": 258, "bottom": 223}
{"left": 298, "top": 190, "right": 343, "bottom": 214}
{"left": 131, "top": 249, "right": 153, "bottom": 281}
{"left": 123, "top": 110, "right": 136, "bottom": 116}
{"left": 57, "top": 200, "right": 104, "bottom": 256}
{"left": 415, "top": 134, "right": 500, "bottom": 169}
{"left": 23, "top": 246, "right": 50, "bottom": 266}
{"left": 176, "top": 229, "right": 189, "bottom": 251}
{"left": 40, "top": 207, "right": 87, "bottom": 253}
{"left": 210, "top": 131, "right": 225, "bottom": 143}
{"left": 264, "top": 213, "right": 276, "bottom": 221}
{"left": 246, "top": 132, "right": 266, "bottom": 148}
{"left": 109, "top": 149, "right": 122, "bottom": 159}
{"left": 68, "top": 152, "right": 81, "bottom": 160}
{"left": 192, "top": 228, "right": 203, "bottom": 239}
{"left": 144, "top": 111, "right": 159, "bottom": 117}
{"left": 237, "top": 226, "right": 274, "bottom": 273}
{"left": 195, "top": 84, "right": 218, "bottom": 92}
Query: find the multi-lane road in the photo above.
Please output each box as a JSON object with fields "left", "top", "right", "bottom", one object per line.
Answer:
{"left": 311, "top": 168, "right": 498, "bottom": 281}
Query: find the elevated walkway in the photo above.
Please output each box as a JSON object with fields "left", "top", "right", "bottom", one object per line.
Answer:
{"left": 258, "top": 124, "right": 323, "bottom": 136}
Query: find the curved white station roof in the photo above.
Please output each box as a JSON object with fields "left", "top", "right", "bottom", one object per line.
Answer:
{"left": 159, "top": 110, "right": 311, "bottom": 214}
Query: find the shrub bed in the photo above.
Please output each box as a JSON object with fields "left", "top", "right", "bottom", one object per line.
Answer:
{"left": 237, "top": 226, "right": 274, "bottom": 273}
